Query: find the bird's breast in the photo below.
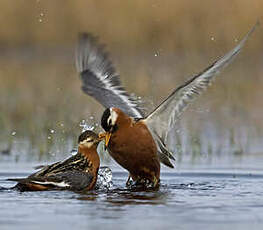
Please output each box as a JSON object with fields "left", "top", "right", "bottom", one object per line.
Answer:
{"left": 108, "top": 121, "right": 160, "bottom": 178}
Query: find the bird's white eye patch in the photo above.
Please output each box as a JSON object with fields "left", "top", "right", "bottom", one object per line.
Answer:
{"left": 109, "top": 108, "right": 118, "bottom": 126}
{"left": 107, "top": 116, "right": 112, "bottom": 126}
{"left": 80, "top": 138, "right": 93, "bottom": 148}
{"left": 85, "top": 138, "right": 93, "bottom": 142}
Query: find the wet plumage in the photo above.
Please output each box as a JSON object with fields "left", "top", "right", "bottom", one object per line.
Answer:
{"left": 9, "top": 131, "right": 101, "bottom": 192}
{"left": 76, "top": 24, "right": 257, "bottom": 187}
{"left": 101, "top": 108, "right": 160, "bottom": 186}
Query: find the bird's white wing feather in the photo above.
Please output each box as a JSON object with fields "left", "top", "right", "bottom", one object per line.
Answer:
{"left": 144, "top": 23, "right": 258, "bottom": 143}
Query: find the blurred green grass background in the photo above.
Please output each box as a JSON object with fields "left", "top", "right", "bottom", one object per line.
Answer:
{"left": 0, "top": 0, "right": 262, "bottom": 163}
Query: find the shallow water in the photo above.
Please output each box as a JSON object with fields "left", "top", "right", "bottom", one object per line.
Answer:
{"left": 1, "top": 162, "right": 263, "bottom": 230}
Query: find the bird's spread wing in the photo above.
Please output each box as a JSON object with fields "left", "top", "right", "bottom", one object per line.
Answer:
{"left": 76, "top": 33, "right": 143, "bottom": 118}
{"left": 144, "top": 23, "right": 258, "bottom": 147}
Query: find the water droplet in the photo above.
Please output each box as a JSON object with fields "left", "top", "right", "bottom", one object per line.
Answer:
{"left": 40, "top": 13, "right": 44, "bottom": 17}
{"left": 70, "top": 149, "right": 78, "bottom": 156}
{"left": 11, "top": 131, "right": 16, "bottom": 136}
{"left": 154, "top": 52, "right": 158, "bottom": 57}
{"left": 39, "top": 18, "right": 43, "bottom": 23}
{"left": 50, "top": 129, "right": 55, "bottom": 134}
{"left": 79, "top": 119, "right": 94, "bottom": 132}
{"left": 60, "top": 123, "right": 64, "bottom": 127}
{"left": 89, "top": 116, "right": 94, "bottom": 120}
{"left": 96, "top": 167, "right": 113, "bottom": 189}
{"left": 211, "top": 37, "right": 215, "bottom": 41}
{"left": 47, "top": 136, "right": 51, "bottom": 140}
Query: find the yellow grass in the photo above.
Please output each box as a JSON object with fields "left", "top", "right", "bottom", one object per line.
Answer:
{"left": 0, "top": 1, "right": 262, "bottom": 159}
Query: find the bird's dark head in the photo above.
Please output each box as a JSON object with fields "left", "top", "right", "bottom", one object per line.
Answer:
{"left": 101, "top": 108, "right": 119, "bottom": 133}
{"left": 78, "top": 130, "right": 101, "bottom": 148}
{"left": 100, "top": 107, "right": 124, "bottom": 147}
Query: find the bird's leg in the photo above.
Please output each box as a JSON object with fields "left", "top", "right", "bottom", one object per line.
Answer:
{"left": 126, "top": 174, "right": 132, "bottom": 187}
{"left": 153, "top": 176, "right": 160, "bottom": 188}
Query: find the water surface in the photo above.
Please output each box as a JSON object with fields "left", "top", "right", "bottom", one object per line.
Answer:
{"left": 1, "top": 161, "right": 263, "bottom": 230}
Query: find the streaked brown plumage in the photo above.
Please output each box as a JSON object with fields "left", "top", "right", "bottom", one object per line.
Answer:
{"left": 9, "top": 131, "right": 101, "bottom": 192}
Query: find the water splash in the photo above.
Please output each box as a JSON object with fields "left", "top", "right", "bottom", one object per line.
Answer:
{"left": 70, "top": 148, "right": 78, "bottom": 156}
{"left": 79, "top": 119, "right": 95, "bottom": 132}
{"left": 96, "top": 166, "right": 113, "bottom": 189}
